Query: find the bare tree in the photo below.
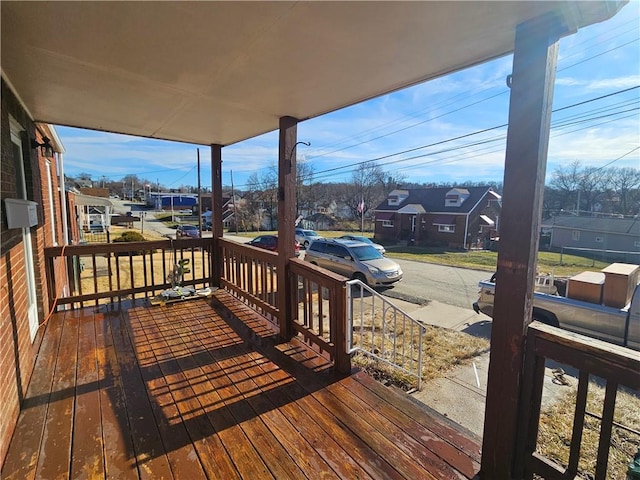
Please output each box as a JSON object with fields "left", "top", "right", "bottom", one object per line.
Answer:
{"left": 296, "top": 157, "right": 315, "bottom": 215}
{"left": 549, "top": 160, "right": 583, "bottom": 211}
{"left": 576, "top": 166, "right": 607, "bottom": 213}
{"left": 608, "top": 167, "right": 640, "bottom": 215}
{"left": 246, "top": 170, "right": 277, "bottom": 230}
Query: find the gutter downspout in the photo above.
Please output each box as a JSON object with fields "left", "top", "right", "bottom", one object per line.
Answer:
{"left": 463, "top": 212, "right": 470, "bottom": 250}
{"left": 58, "top": 153, "right": 70, "bottom": 246}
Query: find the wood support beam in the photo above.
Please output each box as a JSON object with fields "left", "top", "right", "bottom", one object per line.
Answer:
{"left": 480, "top": 13, "right": 563, "bottom": 479}
{"left": 277, "top": 116, "right": 298, "bottom": 339}
{"left": 211, "top": 144, "right": 223, "bottom": 287}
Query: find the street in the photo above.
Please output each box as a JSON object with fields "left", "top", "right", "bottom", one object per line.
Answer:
{"left": 385, "top": 259, "right": 490, "bottom": 309}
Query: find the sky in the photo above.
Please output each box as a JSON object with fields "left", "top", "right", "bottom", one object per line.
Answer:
{"left": 57, "top": 2, "right": 639, "bottom": 192}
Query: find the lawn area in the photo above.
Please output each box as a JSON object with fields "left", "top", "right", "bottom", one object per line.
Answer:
{"left": 384, "top": 247, "right": 612, "bottom": 276}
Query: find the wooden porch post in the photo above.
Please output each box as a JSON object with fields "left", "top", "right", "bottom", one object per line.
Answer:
{"left": 277, "top": 116, "right": 298, "bottom": 339}
{"left": 480, "top": 14, "right": 564, "bottom": 479}
{"left": 211, "top": 144, "right": 223, "bottom": 287}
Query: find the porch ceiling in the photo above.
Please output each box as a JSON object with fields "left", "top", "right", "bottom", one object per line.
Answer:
{"left": 1, "top": 1, "right": 623, "bottom": 146}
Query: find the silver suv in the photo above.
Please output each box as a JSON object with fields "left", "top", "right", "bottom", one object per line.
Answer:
{"left": 295, "top": 228, "right": 322, "bottom": 248}
{"left": 304, "top": 239, "right": 402, "bottom": 287}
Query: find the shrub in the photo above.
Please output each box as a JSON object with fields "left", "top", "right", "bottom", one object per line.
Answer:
{"left": 113, "top": 230, "right": 146, "bottom": 243}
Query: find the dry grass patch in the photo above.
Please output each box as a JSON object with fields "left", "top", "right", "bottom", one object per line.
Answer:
{"left": 353, "top": 322, "right": 490, "bottom": 390}
{"left": 537, "top": 382, "right": 640, "bottom": 479}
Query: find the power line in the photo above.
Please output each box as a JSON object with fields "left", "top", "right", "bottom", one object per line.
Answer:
{"left": 304, "top": 101, "right": 640, "bottom": 183}
{"left": 592, "top": 146, "right": 640, "bottom": 172}
{"left": 301, "top": 25, "right": 639, "bottom": 165}
{"left": 297, "top": 86, "right": 639, "bottom": 182}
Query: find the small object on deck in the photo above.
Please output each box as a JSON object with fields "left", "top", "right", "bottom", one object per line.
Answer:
{"left": 149, "top": 286, "right": 216, "bottom": 306}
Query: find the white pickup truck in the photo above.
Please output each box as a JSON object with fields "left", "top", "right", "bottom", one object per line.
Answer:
{"left": 473, "top": 271, "right": 640, "bottom": 351}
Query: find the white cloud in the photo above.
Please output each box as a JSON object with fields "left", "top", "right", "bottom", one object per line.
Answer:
{"left": 556, "top": 75, "right": 640, "bottom": 90}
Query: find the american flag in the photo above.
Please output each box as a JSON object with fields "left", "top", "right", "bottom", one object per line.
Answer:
{"left": 357, "top": 199, "right": 364, "bottom": 214}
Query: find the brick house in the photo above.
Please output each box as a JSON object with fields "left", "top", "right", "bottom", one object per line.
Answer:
{"left": 374, "top": 186, "right": 501, "bottom": 248}
{"left": 0, "top": 79, "right": 69, "bottom": 462}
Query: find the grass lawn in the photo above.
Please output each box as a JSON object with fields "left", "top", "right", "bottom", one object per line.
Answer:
{"left": 384, "top": 247, "right": 611, "bottom": 277}
{"left": 538, "top": 383, "right": 640, "bottom": 480}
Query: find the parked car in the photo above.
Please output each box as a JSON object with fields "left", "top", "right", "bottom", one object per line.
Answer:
{"left": 295, "top": 228, "right": 322, "bottom": 247}
{"left": 176, "top": 224, "right": 199, "bottom": 238}
{"left": 337, "top": 235, "right": 386, "bottom": 254}
{"left": 178, "top": 209, "right": 193, "bottom": 215}
{"left": 247, "top": 235, "right": 301, "bottom": 256}
{"left": 304, "top": 238, "right": 402, "bottom": 287}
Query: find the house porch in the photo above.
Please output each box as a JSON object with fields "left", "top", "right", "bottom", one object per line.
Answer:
{"left": 1, "top": 290, "right": 481, "bottom": 480}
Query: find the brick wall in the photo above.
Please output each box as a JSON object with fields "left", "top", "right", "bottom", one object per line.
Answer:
{"left": 0, "top": 78, "right": 66, "bottom": 465}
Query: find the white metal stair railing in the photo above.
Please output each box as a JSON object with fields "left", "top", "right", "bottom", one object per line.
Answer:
{"left": 346, "top": 279, "right": 425, "bottom": 390}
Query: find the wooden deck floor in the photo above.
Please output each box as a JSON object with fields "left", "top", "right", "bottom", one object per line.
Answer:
{"left": 2, "top": 290, "right": 481, "bottom": 479}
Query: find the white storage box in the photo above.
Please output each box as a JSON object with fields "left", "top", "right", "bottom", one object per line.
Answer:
{"left": 4, "top": 198, "right": 38, "bottom": 228}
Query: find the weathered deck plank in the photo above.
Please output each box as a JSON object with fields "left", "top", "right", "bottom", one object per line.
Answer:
{"left": 96, "top": 309, "right": 139, "bottom": 479}
{"left": 71, "top": 309, "right": 104, "bottom": 479}
{"left": 107, "top": 312, "right": 175, "bottom": 479}
{"left": 2, "top": 293, "right": 481, "bottom": 480}
{"left": 1, "top": 311, "right": 64, "bottom": 480}
{"left": 35, "top": 311, "right": 79, "bottom": 480}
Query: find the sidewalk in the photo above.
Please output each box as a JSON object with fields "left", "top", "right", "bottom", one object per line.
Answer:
{"left": 395, "top": 299, "right": 572, "bottom": 438}
{"left": 383, "top": 299, "right": 492, "bottom": 437}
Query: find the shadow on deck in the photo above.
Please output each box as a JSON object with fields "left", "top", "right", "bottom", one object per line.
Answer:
{"left": 2, "top": 289, "right": 481, "bottom": 479}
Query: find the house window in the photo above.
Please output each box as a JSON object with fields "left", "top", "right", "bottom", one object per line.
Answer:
{"left": 572, "top": 230, "right": 580, "bottom": 241}
{"left": 382, "top": 220, "right": 394, "bottom": 228}
{"left": 595, "top": 236, "right": 603, "bottom": 243}
{"left": 445, "top": 195, "right": 459, "bottom": 207}
{"left": 635, "top": 241, "right": 640, "bottom": 248}
{"left": 438, "top": 224, "right": 455, "bottom": 233}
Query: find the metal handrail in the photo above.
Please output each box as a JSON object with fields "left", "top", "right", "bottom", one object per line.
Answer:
{"left": 346, "top": 280, "right": 425, "bottom": 390}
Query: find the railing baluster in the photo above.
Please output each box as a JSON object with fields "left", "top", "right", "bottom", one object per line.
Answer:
{"left": 115, "top": 253, "right": 121, "bottom": 294}
{"left": 567, "top": 370, "right": 589, "bottom": 475}
{"left": 77, "top": 255, "right": 84, "bottom": 309}
{"left": 91, "top": 253, "right": 99, "bottom": 307}
{"left": 594, "top": 381, "right": 618, "bottom": 480}
{"left": 161, "top": 246, "right": 168, "bottom": 286}
{"left": 318, "top": 284, "right": 324, "bottom": 338}
{"left": 128, "top": 252, "right": 135, "bottom": 300}
{"left": 142, "top": 250, "right": 149, "bottom": 299}
{"left": 107, "top": 252, "right": 114, "bottom": 303}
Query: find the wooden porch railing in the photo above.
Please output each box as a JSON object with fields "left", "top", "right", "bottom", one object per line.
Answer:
{"left": 289, "top": 258, "right": 349, "bottom": 373}
{"left": 218, "top": 240, "right": 350, "bottom": 373}
{"left": 218, "top": 238, "right": 280, "bottom": 322}
{"left": 45, "top": 238, "right": 351, "bottom": 372}
{"left": 44, "top": 238, "right": 214, "bottom": 309}
{"left": 515, "top": 321, "right": 640, "bottom": 480}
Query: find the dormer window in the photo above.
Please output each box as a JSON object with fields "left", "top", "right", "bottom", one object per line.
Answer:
{"left": 445, "top": 188, "right": 469, "bottom": 207}
{"left": 445, "top": 194, "right": 460, "bottom": 207}
{"left": 388, "top": 189, "right": 409, "bottom": 206}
